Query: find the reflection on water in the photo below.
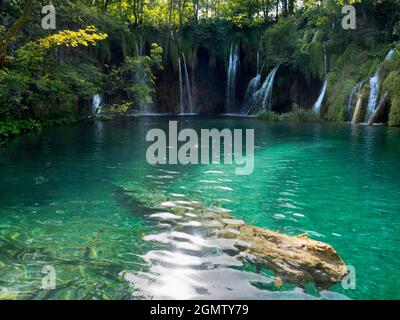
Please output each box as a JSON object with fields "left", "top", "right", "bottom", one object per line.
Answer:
{"left": 0, "top": 117, "right": 399, "bottom": 300}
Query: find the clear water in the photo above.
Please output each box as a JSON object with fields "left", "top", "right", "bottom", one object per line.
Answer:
{"left": 0, "top": 116, "right": 399, "bottom": 300}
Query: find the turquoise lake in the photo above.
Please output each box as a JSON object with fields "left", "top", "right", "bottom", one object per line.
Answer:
{"left": 0, "top": 116, "right": 399, "bottom": 300}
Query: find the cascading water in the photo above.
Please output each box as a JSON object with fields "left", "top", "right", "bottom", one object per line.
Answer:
{"left": 246, "top": 66, "right": 279, "bottom": 115}
{"left": 312, "top": 52, "right": 328, "bottom": 113}
{"left": 178, "top": 58, "right": 184, "bottom": 114}
{"left": 182, "top": 53, "right": 194, "bottom": 114}
{"left": 226, "top": 44, "right": 240, "bottom": 113}
{"left": 177, "top": 54, "right": 194, "bottom": 115}
{"left": 92, "top": 94, "right": 102, "bottom": 115}
{"left": 242, "top": 74, "right": 261, "bottom": 114}
{"left": 365, "top": 47, "right": 397, "bottom": 122}
{"left": 365, "top": 71, "right": 380, "bottom": 122}
{"left": 260, "top": 66, "right": 279, "bottom": 112}
{"left": 347, "top": 80, "right": 365, "bottom": 121}
{"left": 242, "top": 46, "right": 263, "bottom": 114}
{"left": 386, "top": 47, "right": 396, "bottom": 60}
{"left": 133, "top": 37, "right": 151, "bottom": 114}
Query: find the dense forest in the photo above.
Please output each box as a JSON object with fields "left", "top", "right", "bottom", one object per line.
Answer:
{"left": 1, "top": 0, "right": 400, "bottom": 140}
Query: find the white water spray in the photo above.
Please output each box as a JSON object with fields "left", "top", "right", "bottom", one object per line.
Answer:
{"left": 182, "top": 53, "right": 194, "bottom": 114}
{"left": 92, "top": 94, "right": 102, "bottom": 115}
{"left": 260, "top": 66, "right": 279, "bottom": 112}
{"left": 178, "top": 58, "right": 184, "bottom": 114}
{"left": 365, "top": 47, "right": 397, "bottom": 122}
{"left": 312, "top": 52, "right": 328, "bottom": 113}
{"left": 243, "top": 74, "right": 261, "bottom": 114}
{"left": 177, "top": 54, "right": 194, "bottom": 115}
{"left": 246, "top": 66, "right": 279, "bottom": 115}
{"left": 226, "top": 44, "right": 240, "bottom": 113}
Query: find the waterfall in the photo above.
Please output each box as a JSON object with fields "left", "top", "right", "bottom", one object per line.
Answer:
{"left": 246, "top": 66, "right": 279, "bottom": 115}
{"left": 260, "top": 66, "right": 279, "bottom": 112}
{"left": 242, "top": 45, "right": 265, "bottom": 114}
{"left": 182, "top": 53, "right": 193, "bottom": 114}
{"left": 92, "top": 94, "right": 102, "bottom": 115}
{"left": 365, "top": 47, "right": 397, "bottom": 122}
{"left": 365, "top": 71, "right": 380, "bottom": 121}
{"left": 242, "top": 74, "right": 261, "bottom": 114}
{"left": 178, "top": 58, "right": 184, "bottom": 114}
{"left": 133, "top": 37, "right": 151, "bottom": 114}
{"left": 312, "top": 52, "right": 328, "bottom": 113}
{"left": 312, "top": 79, "right": 327, "bottom": 113}
{"left": 347, "top": 80, "right": 365, "bottom": 121}
{"left": 385, "top": 48, "right": 396, "bottom": 60}
{"left": 226, "top": 44, "right": 240, "bottom": 113}
{"left": 177, "top": 54, "right": 193, "bottom": 115}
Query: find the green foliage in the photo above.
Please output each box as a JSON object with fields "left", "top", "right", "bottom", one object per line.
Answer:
{"left": 323, "top": 43, "right": 389, "bottom": 122}
{"left": 104, "top": 42, "right": 163, "bottom": 110}
{"left": 257, "top": 111, "right": 279, "bottom": 122}
{"left": 325, "top": 77, "right": 354, "bottom": 122}
{"left": 108, "top": 102, "right": 132, "bottom": 114}
{"left": 258, "top": 108, "right": 321, "bottom": 123}
{"left": 0, "top": 69, "right": 30, "bottom": 113}
{"left": 0, "top": 116, "right": 77, "bottom": 140}
{"left": 262, "top": 18, "right": 299, "bottom": 67}
{"left": 383, "top": 71, "right": 400, "bottom": 127}
{"left": 279, "top": 107, "right": 321, "bottom": 122}
{"left": 0, "top": 119, "right": 40, "bottom": 137}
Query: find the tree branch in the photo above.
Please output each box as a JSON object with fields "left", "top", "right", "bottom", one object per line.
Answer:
{"left": 0, "top": 0, "right": 34, "bottom": 67}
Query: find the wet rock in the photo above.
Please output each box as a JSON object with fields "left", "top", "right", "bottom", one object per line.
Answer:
{"left": 219, "top": 221, "right": 347, "bottom": 289}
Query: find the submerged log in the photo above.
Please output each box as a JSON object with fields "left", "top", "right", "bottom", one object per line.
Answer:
{"left": 219, "top": 217, "right": 347, "bottom": 289}
{"left": 367, "top": 91, "right": 389, "bottom": 126}
{"left": 119, "top": 185, "right": 348, "bottom": 289}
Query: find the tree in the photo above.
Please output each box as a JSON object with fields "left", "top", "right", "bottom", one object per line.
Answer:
{"left": 0, "top": 0, "right": 33, "bottom": 67}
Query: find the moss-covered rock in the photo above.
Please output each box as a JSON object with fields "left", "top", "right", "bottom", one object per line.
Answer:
{"left": 383, "top": 70, "right": 400, "bottom": 127}
{"left": 279, "top": 107, "right": 321, "bottom": 122}
{"left": 257, "top": 110, "right": 279, "bottom": 122}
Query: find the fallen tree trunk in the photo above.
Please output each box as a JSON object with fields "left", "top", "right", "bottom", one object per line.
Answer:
{"left": 0, "top": 0, "right": 33, "bottom": 67}
{"left": 119, "top": 184, "right": 348, "bottom": 289}
{"left": 352, "top": 90, "right": 366, "bottom": 124}
{"left": 219, "top": 215, "right": 347, "bottom": 289}
{"left": 367, "top": 91, "right": 389, "bottom": 126}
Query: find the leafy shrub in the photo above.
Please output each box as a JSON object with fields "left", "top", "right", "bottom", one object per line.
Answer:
{"left": 262, "top": 18, "right": 299, "bottom": 67}
{"left": 279, "top": 107, "right": 321, "bottom": 122}
{"left": 257, "top": 111, "right": 279, "bottom": 122}
{"left": 383, "top": 71, "right": 400, "bottom": 127}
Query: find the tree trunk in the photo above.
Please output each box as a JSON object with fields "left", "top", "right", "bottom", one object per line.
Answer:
{"left": 0, "top": 0, "right": 33, "bottom": 67}
{"left": 282, "top": 0, "right": 288, "bottom": 16}
{"left": 288, "top": 0, "right": 294, "bottom": 14}
{"left": 192, "top": 0, "right": 199, "bottom": 24}
{"left": 352, "top": 91, "right": 366, "bottom": 124}
{"left": 367, "top": 91, "right": 389, "bottom": 126}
